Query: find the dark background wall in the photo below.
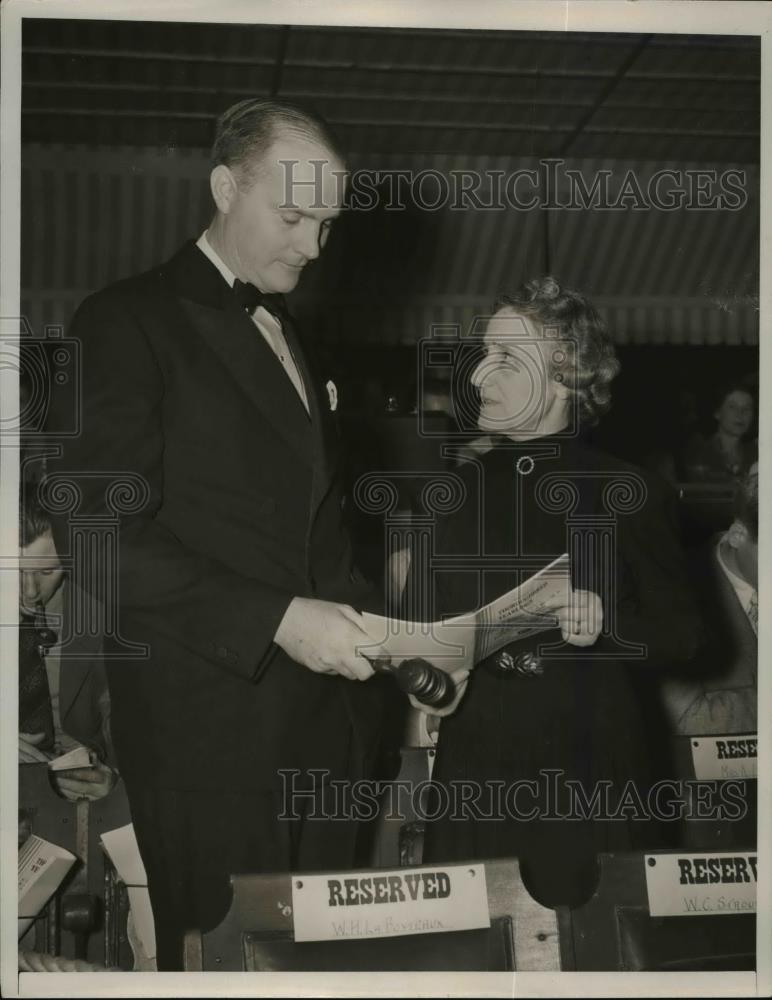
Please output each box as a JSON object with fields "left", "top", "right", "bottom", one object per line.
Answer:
{"left": 19, "top": 20, "right": 760, "bottom": 536}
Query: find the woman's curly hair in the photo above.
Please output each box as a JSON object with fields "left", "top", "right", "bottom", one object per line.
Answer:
{"left": 494, "top": 276, "right": 620, "bottom": 427}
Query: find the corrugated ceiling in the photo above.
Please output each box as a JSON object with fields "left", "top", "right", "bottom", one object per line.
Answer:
{"left": 21, "top": 21, "right": 760, "bottom": 162}
{"left": 17, "top": 21, "right": 760, "bottom": 346}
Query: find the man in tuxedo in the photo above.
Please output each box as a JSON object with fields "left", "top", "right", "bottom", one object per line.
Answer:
{"left": 48, "top": 99, "right": 390, "bottom": 969}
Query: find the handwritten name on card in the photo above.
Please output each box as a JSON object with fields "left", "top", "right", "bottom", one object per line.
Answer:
{"left": 645, "top": 852, "right": 757, "bottom": 917}
{"left": 291, "top": 865, "right": 490, "bottom": 942}
{"left": 690, "top": 734, "right": 758, "bottom": 780}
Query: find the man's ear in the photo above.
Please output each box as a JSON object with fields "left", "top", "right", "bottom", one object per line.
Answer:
{"left": 210, "top": 164, "right": 238, "bottom": 215}
{"left": 726, "top": 520, "right": 749, "bottom": 550}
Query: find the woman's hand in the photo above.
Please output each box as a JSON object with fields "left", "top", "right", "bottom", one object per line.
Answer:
{"left": 553, "top": 589, "right": 603, "bottom": 647}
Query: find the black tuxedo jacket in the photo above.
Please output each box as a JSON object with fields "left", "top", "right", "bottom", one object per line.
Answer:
{"left": 49, "top": 240, "right": 387, "bottom": 791}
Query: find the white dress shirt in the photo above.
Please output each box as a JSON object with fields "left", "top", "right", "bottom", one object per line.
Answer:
{"left": 195, "top": 232, "right": 309, "bottom": 413}
{"left": 716, "top": 536, "right": 757, "bottom": 635}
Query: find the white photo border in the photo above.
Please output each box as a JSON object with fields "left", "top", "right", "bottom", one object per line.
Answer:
{"left": 1, "top": 1, "right": 769, "bottom": 997}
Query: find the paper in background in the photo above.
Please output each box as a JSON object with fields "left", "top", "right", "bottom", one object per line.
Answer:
{"left": 100, "top": 823, "right": 156, "bottom": 964}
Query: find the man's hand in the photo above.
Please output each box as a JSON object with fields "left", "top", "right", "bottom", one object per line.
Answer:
{"left": 274, "top": 598, "right": 384, "bottom": 681}
{"left": 552, "top": 589, "right": 603, "bottom": 647}
{"left": 408, "top": 667, "right": 470, "bottom": 719}
{"left": 53, "top": 761, "right": 116, "bottom": 802}
{"left": 19, "top": 733, "right": 51, "bottom": 764}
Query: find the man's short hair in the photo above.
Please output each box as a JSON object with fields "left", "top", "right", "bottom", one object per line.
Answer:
{"left": 733, "top": 465, "right": 758, "bottom": 542}
{"left": 211, "top": 98, "right": 344, "bottom": 184}
{"left": 21, "top": 494, "right": 51, "bottom": 548}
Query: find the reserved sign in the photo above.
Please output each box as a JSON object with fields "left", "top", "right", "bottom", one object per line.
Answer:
{"left": 291, "top": 865, "right": 490, "bottom": 942}
{"left": 645, "top": 852, "right": 757, "bottom": 917}
{"left": 690, "top": 734, "right": 757, "bottom": 780}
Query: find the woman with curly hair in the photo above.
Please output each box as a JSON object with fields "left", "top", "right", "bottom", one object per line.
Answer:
{"left": 406, "top": 277, "right": 702, "bottom": 907}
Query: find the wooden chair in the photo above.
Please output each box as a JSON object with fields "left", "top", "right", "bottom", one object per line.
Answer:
{"left": 670, "top": 735, "right": 757, "bottom": 851}
{"left": 563, "top": 851, "right": 756, "bottom": 971}
{"left": 183, "top": 858, "right": 560, "bottom": 972}
{"left": 19, "top": 764, "right": 79, "bottom": 958}
{"left": 18, "top": 763, "right": 133, "bottom": 967}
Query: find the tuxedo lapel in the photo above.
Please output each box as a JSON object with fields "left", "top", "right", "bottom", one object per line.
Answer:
{"left": 182, "top": 298, "right": 313, "bottom": 465}
{"left": 161, "top": 241, "right": 313, "bottom": 466}
{"left": 280, "top": 312, "right": 339, "bottom": 509}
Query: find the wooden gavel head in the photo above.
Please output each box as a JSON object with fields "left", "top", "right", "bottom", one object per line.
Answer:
{"left": 396, "top": 658, "right": 455, "bottom": 708}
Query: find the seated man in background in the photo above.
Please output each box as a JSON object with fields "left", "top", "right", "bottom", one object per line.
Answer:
{"left": 18, "top": 497, "right": 131, "bottom": 972}
{"left": 19, "top": 496, "right": 116, "bottom": 800}
{"left": 660, "top": 463, "right": 757, "bottom": 736}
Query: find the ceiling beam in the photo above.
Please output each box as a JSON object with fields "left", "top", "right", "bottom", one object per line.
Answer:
{"left": 559, "top": 34, "right": 652, "bottom": 156}
{"left": 21, "top": 80, "right": 759, "bottom": 115}
{"left": 270, "top": 25, "right": 290, "bottom": 96}
{"left": 21, "top": 107, "right": 759, "bottom": 139}
{"left": 22, "top": 47, "right": 760, "bottom": 84}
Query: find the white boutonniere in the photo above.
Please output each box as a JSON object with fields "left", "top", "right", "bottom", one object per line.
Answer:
{"left": 326, "top": 379, "right": 338, "bottom": 412}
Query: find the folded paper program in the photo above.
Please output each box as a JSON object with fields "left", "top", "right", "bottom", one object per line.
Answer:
{"left": 361, "top": 553, "right": 570, "bottom": 673}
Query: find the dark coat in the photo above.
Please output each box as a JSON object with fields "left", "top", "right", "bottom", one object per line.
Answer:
{"left": 409, "top": 434, "right": 703, "bottom": 902}
{"left": 49, "top": 240, "right": 387, "bottom": 791}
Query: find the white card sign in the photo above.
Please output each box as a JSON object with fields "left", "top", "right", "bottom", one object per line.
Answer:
{"left": 291, "top": 864, "right": 490, "bottom": 942}
{"left": 690, "top": 734, "right": 757, "bottom": 780}
{"left": 645, "top": 852, "right": 757, "bottom": 917}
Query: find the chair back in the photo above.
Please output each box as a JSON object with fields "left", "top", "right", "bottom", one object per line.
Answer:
{"left": 184, "top": 857, "right": 560, "bottom": 972}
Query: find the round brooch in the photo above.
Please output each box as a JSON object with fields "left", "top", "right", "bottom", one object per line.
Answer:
{"left": 516, "top": 455, "right": 534, "bottom": 476}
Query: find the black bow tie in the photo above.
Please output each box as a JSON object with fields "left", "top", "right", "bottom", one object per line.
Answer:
{"left": 232, "top": 279, "right": 287, "bottom": 321}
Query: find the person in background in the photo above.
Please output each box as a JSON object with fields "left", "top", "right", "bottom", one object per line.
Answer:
{"left": 680, "top": 380, "right": 756, "bottom": 483}
{"left": 19, "top": 497, "right": 116, "bottom": 800}
{"left": 660, "top": 463, "right": 758, "bottom": 736}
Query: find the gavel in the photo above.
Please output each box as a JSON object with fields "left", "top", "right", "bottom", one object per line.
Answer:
{"left": 366, "top": 654, "right": 456, "bottom": 709}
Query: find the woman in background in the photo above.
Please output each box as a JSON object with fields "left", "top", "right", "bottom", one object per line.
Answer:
{"left": 406, "top": 277, "right": 702, "bottom": 908}
{"left": 680, "top": 380, "right": 756, "bottom": 483}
